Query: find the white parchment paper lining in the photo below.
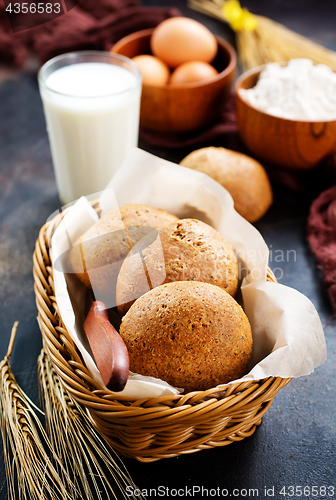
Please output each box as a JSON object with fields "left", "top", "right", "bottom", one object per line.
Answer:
{"left": 51, "top": 148, "right": 326, "bottom": 398}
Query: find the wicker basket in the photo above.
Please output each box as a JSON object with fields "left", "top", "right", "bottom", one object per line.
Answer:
{"left": 33, "top": 204, "right": 291, "bottom": 462}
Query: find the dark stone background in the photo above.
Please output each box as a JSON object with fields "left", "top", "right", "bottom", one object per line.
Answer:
{"left": 0, "top": 1, "right": 335, "bottom": 498}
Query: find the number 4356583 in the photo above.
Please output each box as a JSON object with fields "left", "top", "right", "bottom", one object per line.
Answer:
{"left": 279, "top": 485, "right": 335, "bottom": 497}
{"left": 5, "top": 3, "right": 61, "bottom": 14}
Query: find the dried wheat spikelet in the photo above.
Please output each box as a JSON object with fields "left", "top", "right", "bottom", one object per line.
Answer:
{"left": 188, "top": 0, "right": 336, "bottom": 70}
{"left": 0, "top": 322, "right": 76, "bottom": 500}
{"left": 37, "top": 347, "right": 145, "bottom": 500}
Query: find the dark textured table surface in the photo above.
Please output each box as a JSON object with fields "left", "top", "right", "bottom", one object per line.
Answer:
{"left": 1, "top": 1, "right": 336, "bottom": 499}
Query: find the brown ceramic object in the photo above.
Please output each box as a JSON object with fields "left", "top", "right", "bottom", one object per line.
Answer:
{"left": 112, "top": 28, "right": 236, "bottom": 133}
{"left": 84, "top": 301, "right": 129, "bottom": 392}
{"left": 235, "top": 65, "right": 336, "bottom": 170}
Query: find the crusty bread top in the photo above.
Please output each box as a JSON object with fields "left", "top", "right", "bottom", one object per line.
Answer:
{"left": 180, "top": 147, "right": 272, "bottom": 223}
{"left": 119, "top": 281, "right": 253, "bottom": 392}
{"left": 69, "top": 204, "right": 178, "bottom": 292}
{"left": 116, "top": 218, "right": 238, "bottom": 316}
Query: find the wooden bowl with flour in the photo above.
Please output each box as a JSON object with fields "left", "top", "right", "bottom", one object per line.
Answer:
{"left": 235, "top": 64, "right": 336, "bottom": 170}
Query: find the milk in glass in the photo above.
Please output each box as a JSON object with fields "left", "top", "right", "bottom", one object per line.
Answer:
{"left": 39, "top": 54, "right": 142, "bottom": 204}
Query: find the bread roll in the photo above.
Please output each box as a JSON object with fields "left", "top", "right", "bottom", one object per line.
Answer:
{"left": 69, "top": 204, "right": 178, "bottom": 306}
{"left": 180, "top": 147, "right": 272, "bottom": 223}
{"left": 117, "top": 204, "right": 178, "bottom": 234}
{"left": 119, "top": 281, "right": 253, "bottom": 392}
{"left": 116, "top": 218, "right": 238, "bottom": 316}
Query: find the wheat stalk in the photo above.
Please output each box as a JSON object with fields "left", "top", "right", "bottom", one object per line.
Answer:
{"left": 0, "top": 322, "right": 76, "bottom": 500}
{"left": 37, "top": 347, "right": 145, "bottom": 500}
{"left": 188, "top": 0, "right": 336, "bottom": 70}
{"left": 0, "top": 323, "right": 144, "bottom": 499}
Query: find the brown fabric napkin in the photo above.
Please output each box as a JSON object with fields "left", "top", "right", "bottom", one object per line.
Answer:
{"left": 139, "top": 94, "right": 239, "bottom": 151}
{"left": 307, "top": 186, "right": 336, "bottom": 315}
{"left": 0, "top": 0, "right": 181, "bottom": 67}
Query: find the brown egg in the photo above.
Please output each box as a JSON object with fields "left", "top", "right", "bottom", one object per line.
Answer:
{"left": 169, "top": 61, "right": 219, "bottom": 85}
{"left": 132, "top": 54, "right": 170, "bottom": 86}
{"left": 150, "top": 17, "right": 218, "bottom": 68}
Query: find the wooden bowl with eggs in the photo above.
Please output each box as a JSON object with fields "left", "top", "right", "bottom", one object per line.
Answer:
{"left": 112, "top": 25, "right": 236, "bottom": 133}
{"left": 236, "top": 64, "right": 336, "bottom": 170}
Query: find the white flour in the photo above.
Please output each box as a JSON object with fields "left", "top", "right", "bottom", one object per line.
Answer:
{"left": 239, "top": 58, "right": 336, "bottom": 121}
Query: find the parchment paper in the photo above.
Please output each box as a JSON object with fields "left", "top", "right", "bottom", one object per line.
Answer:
{"left": 51, "top": 148, "right": 326, "bottom": 398}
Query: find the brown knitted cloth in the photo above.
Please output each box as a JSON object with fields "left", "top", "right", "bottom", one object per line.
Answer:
{"left": 307, "top": 186, "right": 336, "bottom": 314}
{"left": 0, "top": 0, "right": 180, "bottom": 67}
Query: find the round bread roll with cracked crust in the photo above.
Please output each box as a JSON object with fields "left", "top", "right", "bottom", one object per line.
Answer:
{"left": 180, "top": 147, "right": 272, "bottom": 223}
{"left": 119, "top": 281, "right": 253, "bottom": 392}
{"left": 69, "top": 204, "right": 178, "bottom": 299}
{"left": 116, "top": 218, "right": 238, "bottom": 316}
{"left": 116, "top": 204, "right": 178, "bottom": 231}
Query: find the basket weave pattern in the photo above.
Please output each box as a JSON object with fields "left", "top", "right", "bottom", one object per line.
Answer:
{"left": 33, "top": 206, "right": 291, "bottom": 462}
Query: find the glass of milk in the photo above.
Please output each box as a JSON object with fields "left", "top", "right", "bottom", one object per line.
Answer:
{"left": 38, "top": 51, "right": 142, "bottom": 204}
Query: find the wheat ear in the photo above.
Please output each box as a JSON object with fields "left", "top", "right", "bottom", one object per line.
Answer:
{"left": 0, "top": 322, "right": 76, "bottom": 500}
{"left": 38, "top": 347, "right": 145, "bottom": 500}
{"left": 188, "top": 0, "right": 336, "bottom": 70}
